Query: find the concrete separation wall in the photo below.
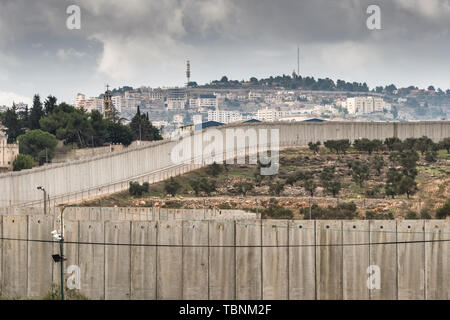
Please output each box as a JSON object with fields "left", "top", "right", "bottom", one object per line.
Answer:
{"left": 1, "top": 215, "right": 449, "bottom": 300}
{"left": 1, "top": 121, "right": 449, "bottom": 207}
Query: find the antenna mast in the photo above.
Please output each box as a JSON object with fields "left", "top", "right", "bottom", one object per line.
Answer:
{"left": 186, "top": 60, "right": 191, "bottom": 86}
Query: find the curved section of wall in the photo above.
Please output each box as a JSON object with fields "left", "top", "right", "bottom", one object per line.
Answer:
{"left": 0, "top": 121, "right": 448, "bottom": 207}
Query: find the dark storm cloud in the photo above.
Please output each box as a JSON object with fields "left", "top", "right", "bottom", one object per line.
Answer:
{"left": 0, "top": 0, "right": 450, "bottom": 104}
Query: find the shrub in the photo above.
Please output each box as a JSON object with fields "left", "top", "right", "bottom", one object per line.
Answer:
{"left": 436, "top": 199, "right": 450, "bottom": 219}
{"left": 13, "top": 154, "right": 35, "bottom": 171}
{"left": 424, "top": 150, "right": 438, "bottom": 163}
{"left": 42, "top": 283, "right": 89, "bottom": 300}
{"left": 164, "top": 177, "right": 181, "bottom": 197}
{"left": 365, "top": 210, "right": 394, "bottom": 220}
{"left": 261, "top": 199, "right": 293, "bottom": 219}
{"left": 162, "top": 200, "right": 182, "bottom": 209}
{"left": 301, "top": 202, "right": 358, "bottom": 220}
{"left": 420, "top": 208, "right": 432, "bottom": 219}
{"left": 128, "top": 181, "right": 149, "bottom": 196}
{"left": 405, "top": 210, "right": 418, "bottom": 219}
{"left": 206, "top": 162, "right": 223, "bottom": 177}
{"left": 233, "top": 181, "right": 254, "bottom": 196}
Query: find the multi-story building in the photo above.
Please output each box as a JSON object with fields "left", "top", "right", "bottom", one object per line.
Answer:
{"left": 173, "top": 114, "right": 184, "bottom": 125}
{"left": 166, "top": 88, "right": 186, "bottom": 110}
{"left": 75, "top": 94, "right": 103, "bottom": 113}
{"left": 85, "top": 97, "right": 103, "bottom": 113}
{"left": 0, "top": 132, "right": 19, "bottom": 172}
{"left": 75, "top": 93, "right": 86, "bottom": 109}
{"left": 112, "top": 96, "right": 140, "bottom": 114}
{"left": 256, "top": 107, "right": 289, "bottom": 122}
{"left": 207, "top": 110, "right": 242, "bottom": 124}
{"left": 190, "top": 94, "right": 218, "bottom": 110}
{"left": 345, "top": 97, "right": 389, "bottom": 114}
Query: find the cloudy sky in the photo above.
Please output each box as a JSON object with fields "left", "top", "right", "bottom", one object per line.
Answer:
{"left": 1, "top": 0, "right": 450, "bottom": 105}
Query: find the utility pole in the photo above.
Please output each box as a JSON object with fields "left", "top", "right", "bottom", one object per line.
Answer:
{"left": 58, "top": 205, "right": 67, "bottom": 301}
{"left": 309, "top": 197, "right": 312, "bottom": 220}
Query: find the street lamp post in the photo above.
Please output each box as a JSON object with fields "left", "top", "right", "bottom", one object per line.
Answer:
{"left": 37, "top": 186, "right": 47, "bottom": 215}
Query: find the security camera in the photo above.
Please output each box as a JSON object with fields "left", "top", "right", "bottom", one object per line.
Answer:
{"left": 51, "top": 230, "right": 61, "bottom": 240}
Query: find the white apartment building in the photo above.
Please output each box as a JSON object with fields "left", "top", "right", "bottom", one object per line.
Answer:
{"left": 248, "top": 91, "right": 263, "bottom": 101}
{"left": 190, "top": 94, "right": 218, "bottom": 110}
{"left": 345, "top": 97, "right": 389, "bottom": 114}
{"left": 75, "top": 94, "right": 103, "bottom": 113}
{"left": 112, "top": 96, "right": 140, "bottom": 114}
{"left": 173, "top": 114, "right": 184, "bottom": 125}
{"left": 85, "top": 97, "right": 103, "bottom": 113}
{"left": 193, "top": 114, "right": 203, "bottom": 125}
{"left": 207, "top": 110, "right": 242, "bottom": 124}
{"left": 256, "top": 107, "right": 289, "bottom": 122}
{"left": 166, "top": 88, "right": 186, "bottom": 110}
{"left": 75, "top": 93, "right": 86, "bottom": 109}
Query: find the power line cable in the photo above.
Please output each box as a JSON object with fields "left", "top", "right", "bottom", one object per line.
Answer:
{"left": 1, "top": 236, "right": 449, "bottom": 248}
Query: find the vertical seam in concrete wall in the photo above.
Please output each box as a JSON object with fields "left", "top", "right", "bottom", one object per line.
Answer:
{"left": 341, "top": 221, "right": 344, "bottom": 300}
{"left": 1, "top": 216, "right": 3, "bottom": 293}
{"left": 103, "top": 221, "right": 106, "bottom": 300}
{"left": 181, "top": 219, "right": 184, "bottom": 299}
{"left": 77, "top": 220, "right": 80, "bottom": 284}
{"left": 234, "top": 220, "right": 237, "bottom": 300}
{"left": 155, "top": 221, "right": 158, "bottom": 300}
{"left": 395, "top": 220, "right": 398, "bottom": 300}
{"left": 368, "top": 220, "right": 372, "bottom": 300}
{"left": 260, "top": 220, "right": 263, "bottom": 300}
{"left": 26, "top": 215, "right": 29, "bottom": 297}
{"left": 207, "top": 220, "right": 210, "bottom": 300}
{"left": 423, "top": 221, "right": 427, "bottom": 300}
{"left": 129, "top": 221, "right": 132, "bottom": 300}
{"left": 287, "top": 220, "right": 290, "bottom": 300}
{"left": 314, "top": 220, "right": 317, "bottom": 300}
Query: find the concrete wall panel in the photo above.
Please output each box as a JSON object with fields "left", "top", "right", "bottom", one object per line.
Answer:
{"left": 236, "top": 220, "right": 262, "bottom": 300}
{"left": 343, "top": 220, "right": 369, "bottom": 300}
{"left": 288, "top": 220, "right": 315, "bottom": 300}
{"left": 425, "top": 220, "right": 450, "bottom": 300}
{"left": 182, "top": 220, "right": 209, "bottom": 299}
{"left": 130, "top": 221, "right": 157, "bottom": 299}
{"left": 2, "top": 215, "right": 28, "bottom": 298}
{"left": 397, "top": 220, "right": 425, "bottom": 300}
{"left": 78, "top": 221, "right": 105, "bottom": 299}
{"left": 208, "top": 221, "right": 235, "bottom": 300}
{"left": 27, "top": 215, "right": 53, "bottom": 297}
{"left": 315, "top": 220, "right": 343, "bottom": 300}
{"left": 105, "top": 221, "right": 131, "bottom": 300}
{"left": 157, "top": 220, "right": 182, "bottom": 300}
{"left": 369, "top": 220, "right": 397, "bottom": 300}
{"left": 262, "top": 220, "right": 288, "bottom": 300}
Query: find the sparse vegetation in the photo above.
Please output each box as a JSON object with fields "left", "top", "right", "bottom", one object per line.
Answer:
{"left": 129, "top": 181, "right": 150, "bottom": 196}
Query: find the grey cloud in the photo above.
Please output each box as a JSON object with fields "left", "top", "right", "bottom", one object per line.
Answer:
{"left": 1, "top": 0, "right": 450, "bottom": 104}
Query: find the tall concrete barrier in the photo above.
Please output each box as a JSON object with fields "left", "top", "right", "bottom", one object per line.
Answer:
{"left": 1, "top": 121, "right": 449, "bottom": 207}
{"left": 1, "top": 215, "right": 450, "bottom": 300}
